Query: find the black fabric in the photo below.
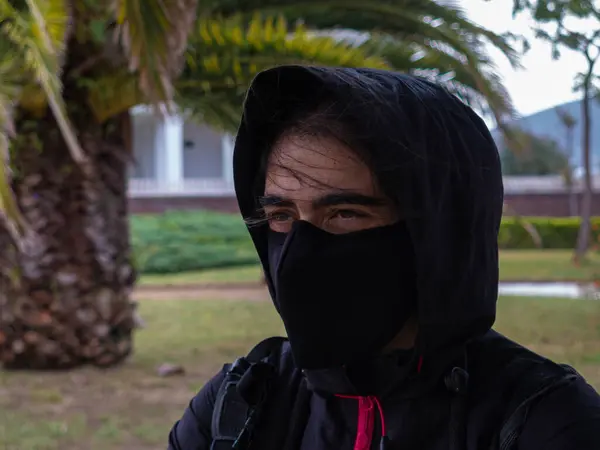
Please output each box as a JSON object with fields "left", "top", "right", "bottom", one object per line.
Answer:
{"left": 268, "top": 220, "right": 416, "bottom": 372}
{"left": 168, "top": 333, "right": 600, "bottom": 450}
{"left": 168, "top": 65, "right": 600, "bottom": 449}
{"left": 493, "top": 363, "right": 580, "bottom": 450}
{"left": 235, "top": 66, "right": 501, "bottom": 365}
{"left": 303, "top": 348, "right": 415, "bottom": 398}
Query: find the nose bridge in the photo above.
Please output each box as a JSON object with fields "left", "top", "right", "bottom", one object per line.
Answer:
{"left": 294, "top": 197, "right": 323, "bottom": 229}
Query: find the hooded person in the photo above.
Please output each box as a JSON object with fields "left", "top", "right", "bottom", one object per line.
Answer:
{"left": 168, "top": 66, "right": 600, "bottom": 450}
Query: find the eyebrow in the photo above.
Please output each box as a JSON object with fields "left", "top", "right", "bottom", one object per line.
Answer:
{"left": 258, "top": 193, "right": 387, "bottom": 208}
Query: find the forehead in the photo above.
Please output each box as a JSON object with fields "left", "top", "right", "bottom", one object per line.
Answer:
{"left": 265, "top": 133, "right": 376, "bottom": 196}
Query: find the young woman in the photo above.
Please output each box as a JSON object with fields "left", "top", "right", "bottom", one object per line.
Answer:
{"left": 168, "top": 65, "right": 600, "bottom": 450}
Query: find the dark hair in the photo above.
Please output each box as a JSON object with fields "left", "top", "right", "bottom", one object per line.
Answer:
{"left": 245, "top": 98, "right": 384, "bottom": 226}
{"left": 264, "top": 96, "right": 372, "bottom": 163}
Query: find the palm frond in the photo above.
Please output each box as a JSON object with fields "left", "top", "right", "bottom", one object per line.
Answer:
{"left": 403, "top": 0, "right": 522, "bottom": 68}
{"left": 86, "top": 71, "right": 145, "bottom": 122}
{"left": 360, "top": 33, "right": 516, "bottom": 123}
{"left": 206, "top": 0, "right": 457, "bottom": 46}
{"left": 0, "top": 45, "right": 25, "bottom": 235}
{"left": 0, "top": 45, "right": 20, "bottom": 138}
{"left": 112, "top": 0, "right": 200, "bottom": 110}
{"left": 205, "top": 0, "right": 519, "bottom": 128}
{"left": 26, "top": 0, "right": 70, "bottom": 63}
{"left": 1, "top": 0, "right": 88, "bottom": 168}
{"left": 175, "top": 13, "right": 387, "bottom": 132}
{"left": 206, "top": 0, "right": 519, "bottom": 64}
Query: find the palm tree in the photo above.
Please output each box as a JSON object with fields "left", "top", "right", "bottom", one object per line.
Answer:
{"left": 0, "top": 0, "right": 518, "bottom": 370}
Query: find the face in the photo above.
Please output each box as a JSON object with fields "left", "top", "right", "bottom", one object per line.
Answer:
{"left": 262, "top": 133, "right": 397, "bottom": 234}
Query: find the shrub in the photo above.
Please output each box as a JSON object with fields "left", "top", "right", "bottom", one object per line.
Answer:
{"left": 499, "top": 217, "right": 600, "bottom": 249}
{"left": 130, "top": 211, "right": 600, "bottom": 274}
{"left": 130, "top": 211, "right": 258, "bottom": 274}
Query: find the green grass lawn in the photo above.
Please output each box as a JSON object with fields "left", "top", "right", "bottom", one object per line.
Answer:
{"left": 138, "top": 249, "right": 600, "bottom": 286}
{"left": 499, "top": 249, "right": 600, "bottom": 281}
{"left": 1, "top": 296, "right": 600, "bottom": 450}
{"left": 139, "top": 264, "right": 263, "bottom": 286}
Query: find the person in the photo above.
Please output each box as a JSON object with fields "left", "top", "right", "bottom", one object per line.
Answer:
{"left": 168, "top": 65, "right": 600, "bottom": 450}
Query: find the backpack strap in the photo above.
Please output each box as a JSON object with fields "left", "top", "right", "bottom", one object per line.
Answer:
{"left": 494, "top": 363, "right": 580, "bottom": 450}
{"left": 210, "top": 337, "right": 287, "bottom": 450}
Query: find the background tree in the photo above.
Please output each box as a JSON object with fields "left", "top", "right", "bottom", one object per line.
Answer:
{"left": 556, "top": 106, "right": 578, "bottom": 215}
{"left": 500, "top": 128, "right": 570, "bottom": 176}
{"left": 0, "top": 0, "right": 519, "bottom": 370}
{"left": 512, "top": 0, "right": 600, "bottom": 261}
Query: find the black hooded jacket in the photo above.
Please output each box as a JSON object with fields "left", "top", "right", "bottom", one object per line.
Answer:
{"left": 168, "top": 66, "right": 600, "bottom": 450}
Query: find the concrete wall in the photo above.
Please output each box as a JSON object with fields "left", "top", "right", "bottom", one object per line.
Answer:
{"left": 129, "top": 196, "right": 240, "bottom": 214}
{"left": 131, "top": 114, "right": 157, "bottom": 178}
{"left": 182, "top": 122, "right": 223, "bottom": 178}
{"left": 129, "top": 192, "right": 600, "bottom": 217}
{"left": 504, "top": 192, "right": 600, "bottom": 217}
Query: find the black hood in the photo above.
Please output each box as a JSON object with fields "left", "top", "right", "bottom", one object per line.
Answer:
{"left": 233, "top": 65, "right": 503, "bottom": 363}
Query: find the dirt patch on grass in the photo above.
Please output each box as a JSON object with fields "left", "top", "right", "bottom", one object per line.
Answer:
{"left": 133, "top": 285, "right": 269, "bottom": 301}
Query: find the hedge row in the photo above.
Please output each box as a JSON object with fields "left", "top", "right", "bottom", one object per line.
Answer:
{"left": 498, "top": 217, "right": 600, "bottom": 250}
{"left": 130, "top": 211, "right": 258, "bottom": 274}
{"left": 130, "top": 212, "right": 600, "bottom": 274}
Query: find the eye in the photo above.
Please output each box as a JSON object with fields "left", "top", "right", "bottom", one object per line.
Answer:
{"left": 332, "top": 209, "right": 369, "bottom": 220}
{"left": 265, "top": 209, "right": 295, "bottom": 232}
{"left": 267, "top": 210, "right": 292, "bottom": 222}
{"left": 324, "top": 208, "right": 374, "bottom": 233}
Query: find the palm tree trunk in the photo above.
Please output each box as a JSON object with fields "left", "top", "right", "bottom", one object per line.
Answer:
{"left": 0, "top": 107, "right": 137, "bottom": 370}
{"left": 575, "top": 90, "right": 594, "bottom": 261}
{"left": 0, "top": 215, "right": 21, "bottom": 363}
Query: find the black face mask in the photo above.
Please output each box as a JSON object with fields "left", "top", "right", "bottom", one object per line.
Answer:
{"left": 267, "top": 220, "right": 418, "bottom": 370}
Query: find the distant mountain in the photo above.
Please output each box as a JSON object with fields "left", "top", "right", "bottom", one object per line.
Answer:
{"left": 492, "top": 99, "right": 600, "bottom": 172}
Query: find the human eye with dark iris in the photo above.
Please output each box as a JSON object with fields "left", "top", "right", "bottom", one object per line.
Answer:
{"left": 331, "top": 209, "right": 370, "bottom": 221}
{"left": 265, "top": 208, "right": 296, "bottom": 232}
{"left": 266, "top": 210, "right": 293, "bottom": 222}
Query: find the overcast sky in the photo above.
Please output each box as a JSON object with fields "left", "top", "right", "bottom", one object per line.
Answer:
{"left": 465, "top": 0, "right": 595, "bottom": 117}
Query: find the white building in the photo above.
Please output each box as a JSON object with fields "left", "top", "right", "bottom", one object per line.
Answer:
{"left": 129, "top": 106, "right": 235, "bottom": 201}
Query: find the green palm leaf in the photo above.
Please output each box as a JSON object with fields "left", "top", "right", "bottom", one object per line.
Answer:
{"left": 86, "top": 71, "right": 145, "bottom": 123}
{"left": 176, "top": 14, "right": 387, "bottom": 131}
{"left": 112, "top": 0, "right": 200, "bottom": 109}
{"left": 1, "top": 0, "right": 87, "bottom": 168}
{"left": 206, "top": 0, "right": 517, "bottom": 61}
{"left": 360, "top": 33, "right": 515, "bottom": 122}
{"left": 204, "top": 0, "right": 519, "bottom": 124}
{"left": 0, "top": 42, "right": 25, "bottom": 234}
